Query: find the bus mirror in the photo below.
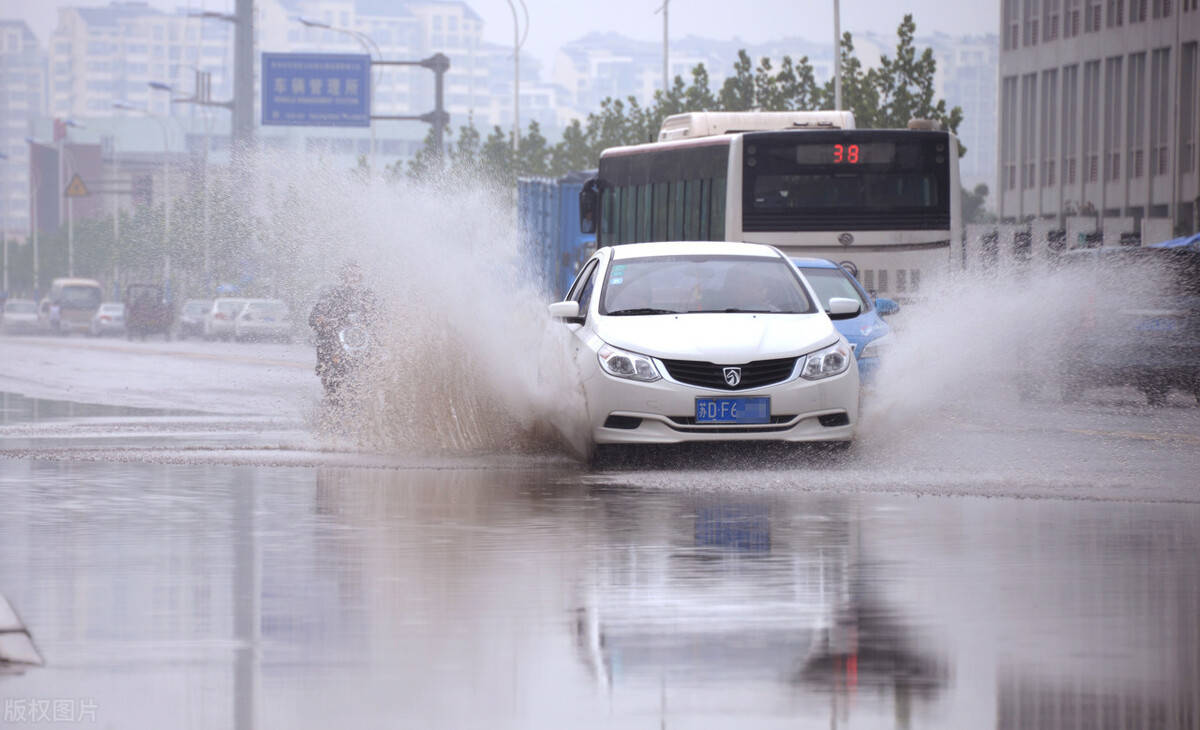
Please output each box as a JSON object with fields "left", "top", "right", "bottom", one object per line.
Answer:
{"left": 579, "top": 179, "right": 599, "bottom": 235}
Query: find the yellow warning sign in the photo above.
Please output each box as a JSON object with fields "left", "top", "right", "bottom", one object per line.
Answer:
{"left": 64, "top": 174, "right": 90, "bottom": 198}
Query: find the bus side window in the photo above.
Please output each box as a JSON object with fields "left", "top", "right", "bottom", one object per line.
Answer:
{"left": 601, "top": 187, "right": 617, "bottom": 244}
{"left": 684, "top": 179, "right": 702, "bottom": 240}
{"left": 669, "top": 182, "right": 685, "bottom": 240}
{"left": 653, "top": 182, "right": 669, "bottom": 240}
{"left": 638, "top": 184, "right": 653, "bottom": 242}
{"left": 710, "top": 177, "right": 726, "bottom": 241}
{"left": 620, "top": 186, "right": 637, "bottom": 244}
{"left": 698, "top": 179, "right": 711, "bottom": 241}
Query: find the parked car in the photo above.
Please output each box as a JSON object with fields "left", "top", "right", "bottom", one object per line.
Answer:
{"left": 1, "top": 299, "right": 41, "bottom": 334}
{"left": 792, "top": 257, "right": 898, "bottom": 384}
{"left": 548, "top": 241, "right": 859, "bottom": 454}
{"left": 89, "top": 302, "right": 126, "bottom": 337}
{"left": 176, "top": 299, "right": 212, "bottom": 339}
{"left": 123, "top": 284, "right": 172, "bottom": 340}
{"left": 234, "top": 299, "right": 293, "bottom": 343}
{"left": 1057, "top": 246, "right": 1200, "bottom": 406}
{"left": 41, "top": 278, "right": 102, "bottom": 335}
{"left": 204, "top": 298, "right": 249, "bottom": 341}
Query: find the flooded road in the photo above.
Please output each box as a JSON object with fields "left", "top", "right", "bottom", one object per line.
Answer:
{"left": 2, "top": 386, "right": 1199, "bottom": 728}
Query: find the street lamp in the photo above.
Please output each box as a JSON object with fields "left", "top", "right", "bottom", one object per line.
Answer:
{"left": 0, "top": 151, "right": 8, "bottom": 296}
{"left": 297, "top": 16, "right": 382, "bottom": 169}
{"left": 114, "top": 100, "right": 172, "bottom": 291}
{"left": 504, "top": 0, "right": 529, "bottom": 153}
{"left": 23, "top": 137, "right": 39, "bottom": 297}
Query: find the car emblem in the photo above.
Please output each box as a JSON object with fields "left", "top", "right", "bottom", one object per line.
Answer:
{"left": 723, "top": 367, "right": 742, "bottom": 387}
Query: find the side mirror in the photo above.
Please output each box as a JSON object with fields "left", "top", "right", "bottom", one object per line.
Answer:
{"left": 579, "top": 179, "right": 599, "bottom": 235}
{"left": 548, "top": 300, "right": 581, "bottom": 320}
{"left": 875, "top": 298, "right": 900, "bottom": 316}
{"left": 827, "top": 297, "right": 861, "bottom": 320}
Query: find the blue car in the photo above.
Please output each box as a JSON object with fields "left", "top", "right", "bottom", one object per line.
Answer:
{"left": 791, "top": 258, "right": 899, "bottom": 384}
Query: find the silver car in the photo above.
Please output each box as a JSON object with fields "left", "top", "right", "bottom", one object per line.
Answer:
{"left": 234, "top": 299, "right": 293, "bottom": 343}
{"left": 2, "top": 299, "right": 41, "bottom": 334}
{"left": 204, "top": 298, "right": 249, "bottom": 341}
{"left": 89, "top": 302, "right": 126, "bottom": 337}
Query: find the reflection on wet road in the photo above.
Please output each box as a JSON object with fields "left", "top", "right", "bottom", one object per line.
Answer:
{"left": 2, "top": 456, "right": 1197, "bottom": 729}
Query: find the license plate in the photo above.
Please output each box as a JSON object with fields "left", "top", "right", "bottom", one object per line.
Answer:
{"left": 1137, "top": 317, "right": 1177, "bottom": 331}
{"left": 695, "top": 397, "right": 770, "bottom": 425}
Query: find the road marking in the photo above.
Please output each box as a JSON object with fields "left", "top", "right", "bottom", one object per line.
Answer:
{"left": 3, "top": 336, "right": 311, "bottom": 370}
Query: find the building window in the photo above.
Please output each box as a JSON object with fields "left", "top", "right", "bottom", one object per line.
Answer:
{"left": 911, "top": 270, "right": 922, "bottom": 292}
{"left": 1151, "top": 0, "right": 1172, "bottom": 15}
{"left": 1044, "top": 0, "right": 1062, "bottom": 39}
{"left": 1131, "top": 0, "right": 1148, "bottom": 20}
{"left": 1181, "top": 43, "right": 1197, "bottom": 173}
{"left": 1082, "top": 61, "right": 1101, "bottom": 182}
{"left": 896, "top": 270, "right": 908, "bottom": 293}
{"left": 1104, "top": 57, "right": 1122, "bottom": 180}
{"left": 878, "top": 270, "right": 889, "bottom": 292}
{"left": 1002, "top": 76, "right": 1019, "bottom": 190}
{"left": 1084, "top": 0, "right": 1103, "bottom": 29}
{"left": 1004, "top": 0, "right": 1020, "bottom": 48}
{"left": 1021, "top": 74, "right": 1038, "bottom": 188}
{"left": 1041, "top": 69, "right": 1059, "bottom": 186}
{"left": 1065, "top": 0, "right": 1083, "bottom": 35}
{"left": 1149, "top": 47, "right": 1170, "bottom": 175}
{"left": 1024, "top": 0, "right": 1041, "bottom": 45}
{"left": 1127, "top": 52, "right": 1146, "bottom": 178}
{"left": 1062, "top": 65, "right": 1079, "bottom": 184}
{"left": 1106, "top": 0, "right": 1125, "bottom": 24}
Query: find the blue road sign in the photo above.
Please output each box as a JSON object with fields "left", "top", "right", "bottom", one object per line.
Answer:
{"left": 261, "top": 53, "right": 371, "bottom": 127}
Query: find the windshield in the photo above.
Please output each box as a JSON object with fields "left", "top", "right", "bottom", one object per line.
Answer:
{"left": 247, "top": 301, "right": 288, "bottom": 317}
{"left": 60, "top": 285, "right": 102, "bottom": 310}
{"left": 798, "top": 267, "right": 868, "bottom": 310}
{"left": 183, "top": 301, "right": 210, "bottom": 316}
{"left": 4, "top": 301, "right": 37, "bottom": 314}
{"left": 601, "top": 255, "right": 814, "bottom": 315}
{"left": 217, "top": 300, "right": 246, "bottom": 315}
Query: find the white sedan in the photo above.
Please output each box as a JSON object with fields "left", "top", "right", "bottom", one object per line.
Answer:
{"left": 549, "top": 241, "right": 860, "bottom": 449}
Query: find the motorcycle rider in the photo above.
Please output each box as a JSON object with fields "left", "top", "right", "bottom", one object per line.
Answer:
{"left": 309, "top": 260, "right": 379, "bottom": 399}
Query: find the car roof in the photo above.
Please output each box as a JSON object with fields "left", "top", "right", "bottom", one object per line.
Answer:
{"left": 790, "top": 257, "right": 842, "bottom": 269}
{"left": 608, "top": 241, "right": 782, "bottom": 261}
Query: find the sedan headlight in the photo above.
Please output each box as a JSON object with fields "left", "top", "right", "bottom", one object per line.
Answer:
{"left": 598, "top": 343, "right": 661, "bottom": 382}
{"left": 858, "top": 332, "right": 894, "bottom": 360}
{"left": 801, "top": 341, "right": 852, "bottom": 380}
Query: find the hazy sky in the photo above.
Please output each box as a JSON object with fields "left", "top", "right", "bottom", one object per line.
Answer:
{"left": 3, "top": 0, "right": 998, "bottom": 68}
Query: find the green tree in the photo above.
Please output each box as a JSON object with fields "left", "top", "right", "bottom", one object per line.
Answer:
{"left": 550, "top": 119, "right": 594, "bottom": 174}
{"left": 516, "top": 119, "right": 552, "bottom": 177}
{"left": 718, "top": 50, "right": 755, "bottom": 111}
{"left": 962, "top": 183, "right": 995, "bottom": 223}
{"left": 871, "top": 14, "right": 965, "bottom": 150}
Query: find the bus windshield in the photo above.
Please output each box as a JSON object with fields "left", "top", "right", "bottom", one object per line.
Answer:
{"left": 59, "top": 285, "right": 102, "bottom": 310}
{"left": 742, "top": 131, "right": 951, "bottom": 232}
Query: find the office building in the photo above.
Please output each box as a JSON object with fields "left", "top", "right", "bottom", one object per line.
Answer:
{"left": 997, "top": 0, "right": 1199, "bottom": 244}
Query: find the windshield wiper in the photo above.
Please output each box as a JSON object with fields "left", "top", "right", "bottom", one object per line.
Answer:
{"left": 606, "top": 308, "right": 679, "bottom": 316}
{"left": 720, "top": 308, "right": 779, "bottom": 313}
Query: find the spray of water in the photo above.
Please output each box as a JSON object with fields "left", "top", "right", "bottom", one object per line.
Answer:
{"left": 858, "top": 263, "right": 1096, "bottom": 443}
{"left": 232, "top": 153, "right": 588, "bottom": 457}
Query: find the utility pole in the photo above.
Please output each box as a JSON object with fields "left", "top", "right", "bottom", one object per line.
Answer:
{"left": 233, "top": 0, "right": 255, "bottom": 150}
{"left": 662, "top": 0, "right": 669, "bottom": 93}
{"left": 0, "top": 151, "right": 8, "bottom": 295}
{"left": 505, "top": 0, "right": 528, "bottom": 153}
{"left": 833, "top": 0, "right": 842, "bottom": 111}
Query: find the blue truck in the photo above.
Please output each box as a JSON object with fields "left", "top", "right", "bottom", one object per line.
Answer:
{"left": 518, "top": 171, "right": 596, "bottom": 298}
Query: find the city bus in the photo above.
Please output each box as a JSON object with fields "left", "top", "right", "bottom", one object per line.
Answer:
{"left": 579, "top": 111, "right": 962, "bottom": 301}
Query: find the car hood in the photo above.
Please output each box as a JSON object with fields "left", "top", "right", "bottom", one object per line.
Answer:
{"left": 833, "top": 312, "right": 890, "bottom": 353}
{"left": 594, "top": 312, "right": 839, "bottom": 363}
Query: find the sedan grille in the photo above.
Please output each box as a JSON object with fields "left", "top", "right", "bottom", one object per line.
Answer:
{"left": 659, "top": 357, "right": 799, "bottom": 390}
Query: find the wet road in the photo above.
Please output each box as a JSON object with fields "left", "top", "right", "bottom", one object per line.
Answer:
{"left": 1, "top": 337, "right": 1199, "bottom": 728}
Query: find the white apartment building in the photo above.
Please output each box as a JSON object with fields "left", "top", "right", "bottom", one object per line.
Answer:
{"left": 1, "top": 20, "right": 48, "bottom": 242}
{"left": 49, "top": 2, "right": 235, "bottom": 120}
{"left": 997, "top": 0, "right": 1200, "bottom": 243}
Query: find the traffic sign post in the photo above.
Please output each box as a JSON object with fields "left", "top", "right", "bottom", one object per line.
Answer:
{"left": 261, "top": 53, "right": 371, "bottom": 127}
{"left": 63, "top": 173, "right": 90, "bottom": 277}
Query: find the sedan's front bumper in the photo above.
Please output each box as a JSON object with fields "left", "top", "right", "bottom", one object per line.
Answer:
{"left": 584, "top": 357, "right": 859, "bottom": 445}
